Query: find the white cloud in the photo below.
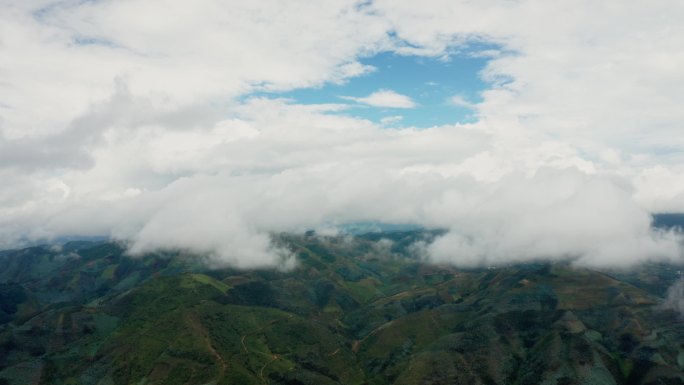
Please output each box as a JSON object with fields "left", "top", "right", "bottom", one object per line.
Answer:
{"left": 448, "top": 95, "right": 476, "bottom": 109}
{"left": 342, "top": 89, "right": 417, "bottom": 108}
{"left": 380, "top": 115, "right": 403, "bottom": 125}
{"left": 425, "top": 168, "right": 682, "bottom": 268}
{"left": 0, "top": 1, "right": 683, "bottom": 268}
{"left": 664, "top": 277, "right": 684, "bottom": 316}
{"left": 0, "top": 0, "right": 390, "bottom": 138}
{"left": 371, "top": 0, "right": 684, "bottom": 156}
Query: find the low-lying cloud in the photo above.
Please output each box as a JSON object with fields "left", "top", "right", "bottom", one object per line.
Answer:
{"left": 1, "top": 1, "right": 684, "bottom": 269}
{"left": 665, "top": 277, "right": 684, "bottom": 317}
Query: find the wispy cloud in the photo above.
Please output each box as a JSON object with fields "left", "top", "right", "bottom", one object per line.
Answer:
{"left": 341, "top": 89, "right": 417, "bottom": 108}
{"left": 448, "top": 95, "right": 476, "bottom": 109}
{"left": 380, "top": 115, "right": 403, "bottom": 125}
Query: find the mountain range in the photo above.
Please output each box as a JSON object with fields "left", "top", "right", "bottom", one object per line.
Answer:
{"left": 1, "top": 231, "right": 683, "bottom": 385}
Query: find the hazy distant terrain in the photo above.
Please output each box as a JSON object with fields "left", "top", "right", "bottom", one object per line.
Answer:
{"left": 1, "top": 232, "right": 683, "bottom": 385}
{"left": 653, "top": 214, "right": 684, "bottom": 231}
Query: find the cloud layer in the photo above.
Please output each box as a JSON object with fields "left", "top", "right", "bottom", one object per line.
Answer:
{"left": 1, "top": 0, "right": 684, "bottom": 268}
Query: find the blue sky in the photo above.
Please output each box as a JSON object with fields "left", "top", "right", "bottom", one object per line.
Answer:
{"left": 257, "top": 51, "right": 491, "bottom": 127}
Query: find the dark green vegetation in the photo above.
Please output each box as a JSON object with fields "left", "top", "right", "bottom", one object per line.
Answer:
{"left": 1, "top": 231, "right": 683, "bottom": 385}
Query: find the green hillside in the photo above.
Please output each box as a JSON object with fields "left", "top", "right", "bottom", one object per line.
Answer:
{"left": 0, "top": 232, "right": 683, "bottom": 384}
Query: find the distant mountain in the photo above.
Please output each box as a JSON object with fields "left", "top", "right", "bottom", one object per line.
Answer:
{"left": 0, "top": 232, "right": 683, "bottom": 385}
{"left": 653, "top": 213, "right": 684, "bottom": 231}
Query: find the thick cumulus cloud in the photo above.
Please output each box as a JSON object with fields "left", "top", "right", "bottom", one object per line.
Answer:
{"left": 426, "top": 169, "right": 682, "bottom": 268}
{"left": 1, "top": 0, "right": 684, "bottom": 268}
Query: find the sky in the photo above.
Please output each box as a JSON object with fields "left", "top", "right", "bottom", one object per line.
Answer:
{"left": 259, "top": 50, "right": 490, "bottom": 127}
{"left": 1, "top": 0, "right": 684, "bottom": 269}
